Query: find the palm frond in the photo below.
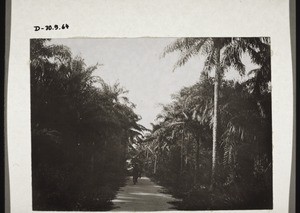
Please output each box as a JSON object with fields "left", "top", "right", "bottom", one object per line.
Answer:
{"left": 161, "top": 38, "right": 186, "bottom": 58}
{"left": 171, "top": 39, "right": 207, "bottom": 71}
{"left": 222, "top": 43, "right": 245, "bottom": 75}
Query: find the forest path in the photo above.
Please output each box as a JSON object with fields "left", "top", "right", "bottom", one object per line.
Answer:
{"left": 111, "top": 176, "right": 180, "bottom": 211}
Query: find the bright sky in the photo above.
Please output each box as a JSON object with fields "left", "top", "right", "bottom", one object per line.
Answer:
{"left": 50, "top": 38, "right": 258, "bottom": 129}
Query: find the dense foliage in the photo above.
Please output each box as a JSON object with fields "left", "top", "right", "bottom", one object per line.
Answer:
{"left": 141, "top": 38, "right": 272, "bottom": 210}
{"left": 31, "top": 39, "right": 142, "bottom": 210}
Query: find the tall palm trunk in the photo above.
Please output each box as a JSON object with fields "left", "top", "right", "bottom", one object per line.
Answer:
{"left": 154, "top": 154, "right": 157, "bottom": 174}
{"left": 91, "top": 142, "right": 95, "bottom": 174}
{"left": 185, "top": 133, "right": 190, "bottom": 166}
{"left": 180, "top": 128, "right": 184, "bottom": 173}
{"left": 211, "top": 46, "right": 221, "bottom": 189}
{"left": 195, "top": 135, "right": 201, "bottom": 183}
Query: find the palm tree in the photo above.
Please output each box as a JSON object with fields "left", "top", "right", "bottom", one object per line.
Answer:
{"left": 162, "top": 37, "right": 246, "bottom": 188}
{"left": 241, "top": 38, "right": 271, "bottom": 117}
{"left": 147, "top": 77, "right": 213, "bottom": 183}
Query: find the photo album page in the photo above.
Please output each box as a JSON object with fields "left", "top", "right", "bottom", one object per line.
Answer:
{"left": 6, "top": 0, "right": 294, "bottom": 212}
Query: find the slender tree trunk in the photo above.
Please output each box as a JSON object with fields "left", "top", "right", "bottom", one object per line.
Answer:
{"left": 257, "top": 101, "right": 266, "bottom": 118}
{"left": 195, "top": 136, "right": 200, "bottom": 183}
{"left": 211, "top": 47, "right": 221, "bottom": 189}
{"left": 146, "top": 149, "right": 149, "bottom": 161}
{"left": 154, "top": 154, "right": 157, "bottom": 174}
{"left": 91, "top": 141, "right": 95, "bottom": 173}
{"left": 185, "top": 133, "right": 190, "bottom": 166}
{"left": 180, "top": 129, "right": 184, "bottom": 173}
{"left": 254, "top": 83, "right": 266, "bottom": 118}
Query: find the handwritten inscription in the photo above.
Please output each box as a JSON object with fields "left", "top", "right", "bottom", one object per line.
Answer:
{"left": 34, "top": 24, "right": 69, "bottom": 31}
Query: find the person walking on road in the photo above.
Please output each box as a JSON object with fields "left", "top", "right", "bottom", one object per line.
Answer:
{"left": 132, "top": 163, "right": 140, "bottom": 185}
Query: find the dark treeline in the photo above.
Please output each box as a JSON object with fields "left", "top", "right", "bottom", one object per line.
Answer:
{"left": 140, "top": 38, "right": 272, "bottom": 210}
{"left": 31, "top": 39, "right": 144, "bottom": 210}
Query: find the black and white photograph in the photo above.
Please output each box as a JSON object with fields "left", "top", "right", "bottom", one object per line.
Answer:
{"left": 30, "top": 37, "right": 272, "bottom": 211}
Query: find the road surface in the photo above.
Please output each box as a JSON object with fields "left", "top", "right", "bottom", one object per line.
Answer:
{"left": 111, "top": 177, "right": 180, "bottom": 211}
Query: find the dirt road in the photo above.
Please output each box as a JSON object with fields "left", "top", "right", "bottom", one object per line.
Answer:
{"left": 111, "top": 177, "right": 180, "bottom": 211}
